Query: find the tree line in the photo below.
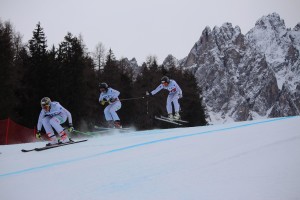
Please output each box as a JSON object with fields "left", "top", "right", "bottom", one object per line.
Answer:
{"left": 0, "top": 21, "right": 207, "bottom": 131}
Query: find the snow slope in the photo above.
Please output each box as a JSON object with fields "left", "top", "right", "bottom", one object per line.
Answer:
{"left": 1, "top": 116, "right": 300, "bottom": 200}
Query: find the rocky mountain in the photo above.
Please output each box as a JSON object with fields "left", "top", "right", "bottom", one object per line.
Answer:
{"left": 178, "top": 13, "right": 300, "bottom": 124}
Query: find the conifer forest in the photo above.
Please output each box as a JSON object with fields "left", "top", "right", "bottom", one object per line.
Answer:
{"left": 0, "top": 21, "right": 207, "bottom": 131}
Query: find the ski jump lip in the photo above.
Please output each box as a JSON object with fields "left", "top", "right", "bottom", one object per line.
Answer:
{"left": 0, "top": 116, "right": 298, "bottom": 179}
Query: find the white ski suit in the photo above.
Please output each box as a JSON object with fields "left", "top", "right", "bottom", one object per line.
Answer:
{"left": 99, "top": 88, "right": 121, "bottom": 121}
{"left": 150, "top": 79, "right": 183, "bottom": 114}
{"left": 37, "top": 101, "right": 72, "bottom": 139}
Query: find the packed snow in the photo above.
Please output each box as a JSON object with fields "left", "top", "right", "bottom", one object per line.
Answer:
{"left": 1, "top": 116, "right": 300, "bottom": 200}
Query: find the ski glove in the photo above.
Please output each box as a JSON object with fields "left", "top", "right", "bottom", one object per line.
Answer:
{"left": 36, "top": 131, "right": 42, "bottom": 140}
{"left": 100, "top": 100, "right": 106, "bottom": 105}
{"left": 68, "top": 123, "right": 74, "bottom": 133}
{"left": 146, "top": 91, "right": 152, "bottom": 96}
{"left": 109, "top": 98, "right": 117, "bottom": 103}
{"left": 178, "top": 93, "right": 183, "bottom": 99}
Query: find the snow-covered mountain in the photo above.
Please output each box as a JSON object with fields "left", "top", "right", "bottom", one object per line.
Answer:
{"left": 178, "top": 13, "right": 300, "bottom": 124}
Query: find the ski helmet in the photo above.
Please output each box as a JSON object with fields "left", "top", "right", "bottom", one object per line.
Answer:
{"left": 161, "top": 76, "right": 170, "bottom": 84}
{"left": 99, "top": 82, "right": 108, "bottom": 91}
{"left": 41, "top": 97, "right": 51, "bottom": 108}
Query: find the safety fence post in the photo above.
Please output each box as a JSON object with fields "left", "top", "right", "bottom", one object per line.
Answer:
{"left": 5, "top": 118, "right": 10, "bottom": 145}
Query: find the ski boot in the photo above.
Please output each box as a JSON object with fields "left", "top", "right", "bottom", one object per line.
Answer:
{"left": 106, "top": 120, "right": 115, "bottom": 128}
{"left": 168, "top": 113, "right": 174, "bottom": 120}
{"left": 46, "top": 133, "right": 59, "bottom": 146}
{"left": 59, "top": 130, "right": 70, "bottom": 143}
{"left": 114, "top": 120, "right": 122, "bottom": 129}
{"left": 174, "top": 112, "right": 181, "bottom": 120}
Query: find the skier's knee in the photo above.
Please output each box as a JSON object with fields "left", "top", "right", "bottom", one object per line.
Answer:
{"left": 41, "top": 118, "right": 49, "bottom": 126}
{"left": 49, "top": 117, "right": 59, "bottom": 126}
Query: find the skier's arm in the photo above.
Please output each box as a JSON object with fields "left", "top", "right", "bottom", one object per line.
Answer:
{"left": 108, "top": 89, "right": 120, "bottom": 103}
{"left": 99, "top": 93, "right": 108, "bottom": 105}
{"left": 63, "top": 107, "right": 73, "bottom": 125}
{"left": 37, "top": 111, "right": 44, "bottom": 131}
{"left": 110, "top": 88, "right": 120, "bottom": 99}
{"left": 151, "top": 84, "right": 163, "bottom": 95}
{"left": 174, "top": 81, "right": 183, "bottom": 97}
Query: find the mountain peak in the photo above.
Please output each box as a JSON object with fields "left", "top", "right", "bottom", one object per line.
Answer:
{"left": 254, "top": 12, "right": 286, "bottom": 30}
{"left": 163, "top": 54, "right": 179, "bottom": 68}
{"left": 294, "top": 23, "right": 300, "bottom": 31}
{"left": 181, "top": 13, "right": 300, "bottom": 124}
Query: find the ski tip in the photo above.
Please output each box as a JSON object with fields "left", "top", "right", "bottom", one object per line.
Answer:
{"left": 21, "top": 149, "right": 32, "bottom": 152}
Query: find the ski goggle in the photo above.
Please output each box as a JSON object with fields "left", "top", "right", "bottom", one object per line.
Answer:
{"left": 161, "top": 81, "right": 168, "bottom": 86}
{"left": 100, "top": 88, "right": 106, "bottom": 92}
{"left": 41, "top": 104, "right": 50, "bottom": 109}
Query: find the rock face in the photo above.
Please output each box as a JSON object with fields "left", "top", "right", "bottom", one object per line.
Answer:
{"left": 177, "top": 13, "right": 300, "bottom": 123}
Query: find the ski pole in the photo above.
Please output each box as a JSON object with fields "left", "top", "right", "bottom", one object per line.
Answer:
{"left": 99, "top": 96, "right": 146, "bottom": 105}
{"left": 119, "top": 96, "right": 145, "bottom": 101}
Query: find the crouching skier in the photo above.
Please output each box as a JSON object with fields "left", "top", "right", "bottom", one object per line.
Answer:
{"left": 98, "top": 82, "right": 122, "bottom": 128}
{"left": 36, "top": 97, "right": 74, "bottom": 146}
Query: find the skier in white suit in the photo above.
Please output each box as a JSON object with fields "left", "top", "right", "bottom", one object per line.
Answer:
{"left": 99, "top": 82, "right": 122, "bottom": 128}
{"left": 36, "top": 97, "right": 73, "bottom": 146}
{"left": 147, "top": 76, "right": 183, "bottom": 120}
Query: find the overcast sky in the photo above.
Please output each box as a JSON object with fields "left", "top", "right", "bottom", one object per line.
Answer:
{"left": 1, "top": 0, "right": 299, "bottom": 64}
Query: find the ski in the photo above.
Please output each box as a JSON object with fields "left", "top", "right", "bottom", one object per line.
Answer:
{"left": 159, "top": 116, "right": 189, "bottom": 123}
{"left": 94, "top": 125, "right": 132, "bottom": 132}
{"left": 73, "top": 129, "right": 106, "bottom": 136}
{"left": 154, "top": 116, "right": 183, "bottom": 125}
{"left": 93, "top": 125, "right": 115, "bottom": 131}
{"left": 21, "top": 139, "right": 88, "bottom": 152}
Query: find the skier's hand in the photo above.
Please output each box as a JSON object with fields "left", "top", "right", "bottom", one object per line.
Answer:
{"left": 68, "top": 123, "right": 74, "bottom": 133}
{"left": 109, "top": 98, "right": 117, "bottom": 103}
{"left": 146, "top": 91, "right": 152, "bottom": 96}
{"left": 36, "top": 131, "right": 42, "bottom": 140}
{"left": 178, "top": 93, "right": 183, "bottom": 99}
{"left": 100, "top": 100, "right": 106, "bottom": 105}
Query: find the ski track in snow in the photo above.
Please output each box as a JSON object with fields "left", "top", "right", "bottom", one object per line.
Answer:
{"left": 1, "top": 116, "right": 300, "bottom": 200}
{"left": 0, "top": 116, "right": 296, "bottom": 179}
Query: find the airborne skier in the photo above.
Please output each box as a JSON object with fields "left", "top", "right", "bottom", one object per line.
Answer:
{"left": 147, "top": 76, "right": 183, "bottom": 120}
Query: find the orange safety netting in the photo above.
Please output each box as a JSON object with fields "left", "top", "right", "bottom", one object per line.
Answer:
{"left": 0, "top": 118, "right": 36, "bottom": 145}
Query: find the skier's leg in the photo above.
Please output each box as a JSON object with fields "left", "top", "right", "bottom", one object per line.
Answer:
{"left": 166, "top": 95, "right": 174, "bottom": 119}
{"left": 172, "top": 97, "right": 180, "bottom": 112}
{"left": 109, "top": 102, "right": 122, "bottom": 128}
{"left": 104, "top": 105, "right": 114, "bottom": 121}
{"left": 172, "top": 95, "right": 181, "bottom": 119}
{"left": 42, "top": 116, "right": 58, "bottom": 144}
{"left": 49, "top": 114, "right": 69, "bottom": 143}
{"left": 103, "top": 105, "right": 115, "bottom": 127}
{"left": 109, "top": 102, "right": 121, "bottom": 121}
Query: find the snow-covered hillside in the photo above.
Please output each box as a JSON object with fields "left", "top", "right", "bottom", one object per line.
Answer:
{"left": 1, "top": 116, "right": 300, "bottom": 200}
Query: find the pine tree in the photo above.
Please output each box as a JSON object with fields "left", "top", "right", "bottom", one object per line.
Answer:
{"left": 56, "top": 32, "right": 98, "bottom": 129}
{"left": 17, "top": 22, "right": 49, "bottom": 127}
{"left": 0, "top": 20, "right": 15, "bottom": 119}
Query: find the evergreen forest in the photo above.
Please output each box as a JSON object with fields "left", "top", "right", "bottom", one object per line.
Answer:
{"left": 0, "top": 21, "right": 207, "bottom": 131}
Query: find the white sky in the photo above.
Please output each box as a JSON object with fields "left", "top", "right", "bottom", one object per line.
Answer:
{"left": 1, "top": 0, "right": 299, "bottom": 64}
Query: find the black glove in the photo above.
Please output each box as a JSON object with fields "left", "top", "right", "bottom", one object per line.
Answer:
{"left": 68, "top": 123, "right": 74, "bottom": 133}
{"left": 36, "top": 131, "right": 42, "bottom": 140}
{"left": 109, "top": 98, "right": 117, "bottom": 103}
